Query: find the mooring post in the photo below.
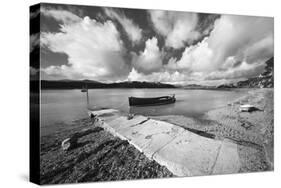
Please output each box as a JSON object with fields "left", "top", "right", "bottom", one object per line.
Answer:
{"left": 86, "top": 88, "right": 89, "bottom": 108}
{"left": 82, "top": 83, "right": 90, "bottom": 109}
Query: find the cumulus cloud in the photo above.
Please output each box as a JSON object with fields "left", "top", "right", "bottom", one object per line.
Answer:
{"left": 166, "top": 14, "right": 274, "bottom": 83}
{"left": 127, "top": 68, "right": 223, "bottom": 85}
{"left": 207, "top": 15, "right": 273, "bottom": 67}
{"left": 40, "top": 7, "right": 273, "bottom": 85}
{"left": 131, "top": 37, "right": 163, "bottom": 74}
{"left": 104, "top": 8, "right": 142, "bottom": 44}
{"left": 128, "top": 68, "right": 188, "bottom": 83}
{"left": 41, "top": 14, "right": 131, "bottom": 81}
{"left": 149, "top": 10, "right": 199, "bottom": 49}
{"left": 166, "top": 38, "right": 214, "bottom": 72}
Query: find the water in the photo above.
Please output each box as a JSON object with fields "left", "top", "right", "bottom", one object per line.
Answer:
{"left": 40, "top": 88, "right": 248, "bottom": 130}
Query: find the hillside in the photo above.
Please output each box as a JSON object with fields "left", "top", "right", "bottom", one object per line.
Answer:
{"left": 39, "top": 80, "right": 176, "bottom": 89}
{"left": 218, "top": 57, "right": 274, "bottom": 88}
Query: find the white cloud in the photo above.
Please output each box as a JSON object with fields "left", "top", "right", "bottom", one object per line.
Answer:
{"left": 166, "top": 14, "right": 274, "bottom": 83}
{"left": 127, "top": 68, "right": 226, "bottom": 86}
{"left": 128, "top": 68, "right": 187, "bottom": 84}
{"left": 104, "top": 8, "right": 142, "bottom": 44}
{"left": 166, "top": 38, "right": 214, "bottom": 72}
{"left": 244, "top": 34, "right": 274, "bottom": 63}
{"left": 41, "top": 7, "right": 82, "bottom": 24}
{"left": 149, "top": 10, "right": 199, "bottom": 49}
{"left": 40, "top": 8, "right": 273, "bottom": 86}
{"left": 207, "top": 15, "right": 273, "bottom": 67}
{"left": 205, "top": 61, "right": 265, "bottom": 80}
{"left": 131, "top": 37, "right": 163, "bottom": 74}
{"left": 41, "top": 15, "right": 130, "bottom": 81}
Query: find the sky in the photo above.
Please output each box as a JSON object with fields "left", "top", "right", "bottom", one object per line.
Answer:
{"left": 30, "top": 3, "right": 274, "bottom": 85}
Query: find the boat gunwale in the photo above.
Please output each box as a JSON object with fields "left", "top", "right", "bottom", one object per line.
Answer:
{"left": 128, "top": 95, "right": 176, "bottom": 106}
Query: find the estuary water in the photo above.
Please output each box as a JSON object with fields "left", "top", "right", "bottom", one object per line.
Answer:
{"left": 40, "top": 88, "right": 248, "bottom": 131}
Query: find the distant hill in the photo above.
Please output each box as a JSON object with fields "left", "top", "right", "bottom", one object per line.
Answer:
{"left": 183, "top": 84, "right": 216, "bottom": 89}
{"left": 39, "top": 80, "right": 177, "bottom": 89}
{"left": 183, "top": 84, "right": 203, "bottom": 88}
{"left": 217, "top": 57, "right": 274, "bottom": 88}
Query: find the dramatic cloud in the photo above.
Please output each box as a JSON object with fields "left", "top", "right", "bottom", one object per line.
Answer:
{"left": 166, "top": 38, "right": 214, "bottom": 72}
{"left": 166, "top": 14, "right": 274, "bottom": 83}
{"left": 149, "top": 10, "right": 199, "bottom": 49}
{"left": 205, "top": 61, "right": 265, "bottom": 80}
{"left": 131, "top": 37, "right": 163, "bottom": 74}
{"left": 207, "top": 15, "right": 273, "bottom": 67}
{"left": 104, "top": 8, "right": 142, "bottom": 44}
{"left": 41, "top": 14, "right": 131, "bottom": 81}
{"left": 40, "top": 5, "right": 273, "bottom": 85}
{"left": 41, "top": 7, "right": 82, "bottom": 24}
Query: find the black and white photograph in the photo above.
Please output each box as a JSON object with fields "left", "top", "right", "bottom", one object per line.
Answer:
{"left": 30, "top": 2, "right": 274, "bottom": 185}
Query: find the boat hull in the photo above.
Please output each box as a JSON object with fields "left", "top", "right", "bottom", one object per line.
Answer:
{"left": 128, "top": 95, "right": 176, "bottom": 106}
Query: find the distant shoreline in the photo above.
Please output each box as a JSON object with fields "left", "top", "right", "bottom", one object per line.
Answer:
{"left": 39, "top": 86, "right": 265, "bottom": 91}
{"left": 34, "top": 80, "right": 272, "bottom": 91}
{"left": 38, "top": 80, "right": 177, "bottom": 90}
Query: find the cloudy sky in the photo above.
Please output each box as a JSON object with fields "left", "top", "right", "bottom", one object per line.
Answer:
{"left": 30, "top": 3, "right": 274, "bottom": 85}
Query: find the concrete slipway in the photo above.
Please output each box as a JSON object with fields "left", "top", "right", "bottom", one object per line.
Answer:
{"left": 89, "top": 109, "right": 241, "bottom": 177}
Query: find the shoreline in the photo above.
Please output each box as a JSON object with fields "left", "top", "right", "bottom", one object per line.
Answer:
{"left": 152, "top": 88, "right": 273, "bottom": 172}
{"left": 40, "top": 88, "right": 273, "bottom": 184}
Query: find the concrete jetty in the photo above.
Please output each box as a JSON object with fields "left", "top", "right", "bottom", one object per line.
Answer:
{"left": 89, "top": 109, "right": 241, "bottom": 177}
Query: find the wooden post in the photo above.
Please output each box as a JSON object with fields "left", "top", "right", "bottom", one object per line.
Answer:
{"left": 82, "top": 83, "right": 90, "bottom": 109}
{"left": 86, "top": 88, "right": 89, "bottom": 109}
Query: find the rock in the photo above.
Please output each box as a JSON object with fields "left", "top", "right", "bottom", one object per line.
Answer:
{"left": 61, "top": 138, "right": 71, "bottom": 151}
{"left": 127, "top": 114, "right": 135, "bottom": 120}
{"left": 239, "top": 104, "right": 261, "bottom": 112}
{"left": 239, "top": 104, "right": 255, "bottom": 112}
{"left": 61, "top": 136, "right": 78, "bottom": 151}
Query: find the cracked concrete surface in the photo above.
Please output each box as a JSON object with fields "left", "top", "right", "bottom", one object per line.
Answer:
{"left": 89, "top": 109, "right": 242, "bottom": 176}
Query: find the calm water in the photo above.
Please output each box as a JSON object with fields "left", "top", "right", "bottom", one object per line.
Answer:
{"left": 40, "top": 89, "right": 248, "bottom": 130}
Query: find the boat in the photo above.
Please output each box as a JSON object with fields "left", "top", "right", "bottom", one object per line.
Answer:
{"left": 81, "top": 88, "right": 87, "bottom": 92}
{"left": 128, "top": 94, "right": 176, "bottom": 106}
{"left": 81, "top": 85, "right": 88, "bottom": 92}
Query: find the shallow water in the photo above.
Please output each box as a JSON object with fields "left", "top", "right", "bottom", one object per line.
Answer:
{"left": 40, "top": 88, "right": 248, "bottom": 130}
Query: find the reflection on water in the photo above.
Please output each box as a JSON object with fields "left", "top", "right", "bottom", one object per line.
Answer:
{"left": 40, "top": 89, "right": 248, "bottom": 131}
{"left": 129, "top": 103, "right": 176, "bottom": 116}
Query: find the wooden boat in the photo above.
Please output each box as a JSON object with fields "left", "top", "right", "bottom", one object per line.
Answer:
{"left": 129, "top": 94, "right": 176, "bottom": 106}
{"left": 81, "top": 86, "right": 88, "bottom": 92}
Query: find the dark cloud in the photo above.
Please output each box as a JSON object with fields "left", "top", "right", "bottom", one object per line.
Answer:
{"left": 38, "top": 3, "right": 273, "bottom": 85}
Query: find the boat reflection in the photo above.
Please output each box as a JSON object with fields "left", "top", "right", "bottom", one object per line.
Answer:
{"left": 129, "top": 102, "right": 176, "bottom": 116}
